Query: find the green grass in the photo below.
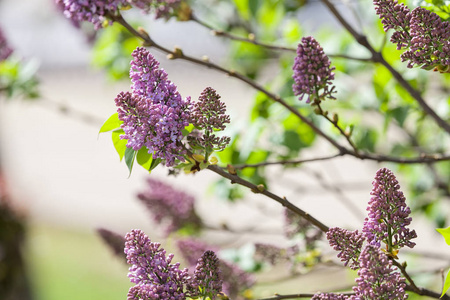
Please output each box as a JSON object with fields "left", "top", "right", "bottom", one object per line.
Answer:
{"left": 24, "top": 223, "right": 131, "bottom": 300}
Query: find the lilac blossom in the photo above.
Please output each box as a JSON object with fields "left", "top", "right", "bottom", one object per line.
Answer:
{"left": 115, "top": 47, "right": 191, "bottom": 166}
{"left": 402, "top": 7, "right": 450, "bottom": 70}
{"left": 311, "top": 293, "right": 351, "bottom": 300}
{"left": 327, "top": 227, "right": 365, "bottom": 270}
{"left": 55, "top": 0, "right": 127, "bottom": 30}
{"left": 128, "top": 0, "right": 182, "bottom": 19}
{"left": 0, "top": 28, "right": 13, "bottom": 61}
{"left": 254, "top": 243, "right": 291, "bottom": 265}
{"left": 176, "top": 238, "right": 219, "bottom": 266}
{"left": 284, "top": 208, "right": 323, "bottom": 250}
{"left": 373, "top": 0, "right": 450, "bottom": 71}
{"left": 176, "top": 238, "right": 254, "bottom": 299}
{"left": 188, "top": 87, "right": 231, "bottom": 152}
{"left": 292, "top": 36, "right": 336, "bottom": 103}
{"left": 137, "top": 178, "right": 202, "bottom": 236}
{"left": 362, "top": 168, "right": 417, "bottom": 250}
{"left": 353, "top": 245, "right": 407, "bottom": 299}
{"left": 97, "top": 228, "right": 126, "bottom": 259}
{"left": 124, "top": 229, "right": 190, "bottom": 300}
{"left": 373, "top": 0, "right": 411, "bottom": 49}
{"left": 187, "top": 250, "right": 223, "bottom": 299}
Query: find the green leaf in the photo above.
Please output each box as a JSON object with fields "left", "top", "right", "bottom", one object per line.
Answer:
{"left": 282, "top": 130, "right": 304, "bottom": 153}
{"left": 124, "top": 147, "right": 137, "bottom": 176}
{"left": 436, "top": 227, "right": 450, "bottom": 245}
{"left": 99, "top": 113, "right": 122, "bottom": 133}
{"left": 136, "top": 148, "right": 153, "bottom": 171}
{"left": 182, "top": 123, "right": 194, "bottom": 136}
{"left": 442, "top": 269, "right": 450, "bottom": 297}
{"left": 389, "top": 107, "right": 410, "bottom": 127}
{"left": 150, "top": 158, "right": 162, "bottom": 171}
{"left": 232, "top": 0, "right": 250, "bottom": 20}
{"left": 111, "top": 129, "right": 127, "bottom": 161}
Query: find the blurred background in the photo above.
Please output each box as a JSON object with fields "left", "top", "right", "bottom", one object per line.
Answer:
{"left": 0, "top": 0, "right": 449, "bottom": 299}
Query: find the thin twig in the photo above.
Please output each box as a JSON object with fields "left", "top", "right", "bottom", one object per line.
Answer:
{"left": 258, "top": 292, "right": 355, "bottom": 300}
{"left": 233, "top": 153, "right": 342, "bottom": 170}
{"left": 191, "top": 15, "right": 372, "bottom": 62}
{"left": 315, "top": 102, "right": 360, "bottom": 155}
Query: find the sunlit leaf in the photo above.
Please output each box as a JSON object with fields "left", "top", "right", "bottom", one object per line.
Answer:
{"left": 436, "top": 226, "right": 450, "bottom": 245}
{"left": 99, "top": 112, "right": 122, "bottom": 133}
{"left": 136, "top": 147, "right": 153, "bottom": 171}
{"left": 112, "top": 129, "right": 127, "bottom": 161}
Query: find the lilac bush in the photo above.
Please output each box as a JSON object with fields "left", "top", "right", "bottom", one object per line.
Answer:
{"left": 47, "top": 0, "right": 450, "bottom": 299}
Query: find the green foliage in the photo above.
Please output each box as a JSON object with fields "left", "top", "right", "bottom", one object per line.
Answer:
{"left": 0, "top": 57, "right": 39, "bottom": 99}
{"left": 91, "top": 23, "right": 141, "bottom": 80}
{"left": 436, "top": 227, "right": 450, "bottom": 297}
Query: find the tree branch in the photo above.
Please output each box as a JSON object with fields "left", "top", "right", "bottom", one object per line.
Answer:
{"left": 206, "top": 164, "right": 330, "bottom": 233}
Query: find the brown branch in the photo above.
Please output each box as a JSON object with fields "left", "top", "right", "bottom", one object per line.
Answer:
{"left": 233, "top": 152, "right": 450, "bottom": 170}
{"left": 319, "top": 0, "right": 450, "bottom": 135}
{"left": 392, "top": 259, "right": 450, "bottom": 300}
{"left": 206, "top": 164, "right": 329, "bottom": 233}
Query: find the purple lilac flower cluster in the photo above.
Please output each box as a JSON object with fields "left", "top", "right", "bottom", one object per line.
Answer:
{"left": 0, "top": 28, "right": 13, "bottom": 62}
{"left": 124, "top": 229, "right": 190, "bottom": 300}
{"left": 187, "top": 250, "right": 223, "bottom": 299}
{"left": 319, "top": 168, "right": 415, "bottom": 299}
{"left": 127, "top": 0, "right": 182, "bottom": 19}
{"left": 311, "top": 293, "right": 351, "bottom": 300}
{"left": 187, "top": 87, "right": 231, "bottom": 153}
{"left": 353, "top": 245, "right": 407, "bottom": 299}
{"left": 284, "top": 208, "right": 323, "bottom": 249}
{"left": 312, "top": 246, "right": 406, "bottom": 300}
{"left": 254, "top": 243, "right": 294, "bottom": 265}
{"left": 326, "top": 227, "right": 365, "bottom": 270}
{"left": 374, "top": 0, "right": 450, "bottom": 71}
{"left": 362, "top": 168, "right": 417, "bottom": 250}
{"left": 97, "top": 228, "right": 126, "bottom": 259}
{"left": 177, "top": 238, "right": 255, "bottom": 299}
{"left": 55, "top": 0, "right": 127, "bottom": 30}
{"left": 137, "top": 178, "right": 202, "bottom": 236}
{"left": 115, "top": 47, "right": 191, "bottom": 166}
{"left": 176, "top": 238, "right": 219, "bottom": 265}
{"left": 292, "top": 36, "right": 336, "bottom": 103}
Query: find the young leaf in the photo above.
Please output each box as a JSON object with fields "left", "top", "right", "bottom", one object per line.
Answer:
{"left": 99, "top": 112, "right": 122, "bottom": 133}
{"left": 112, "top": 129, "right": 127, "bottom": 161}
{"left": 442, "top": 269, "right": 450, "bottom": 297}
{"left": 436, "top": 227, "right": 450, "bottom": 245}
{"left": 124, "top": 147, "right": 136, "bottom": 176}
{"left": 182, "top": 123, "right": 194, "bottom": 136}
{"left": 149, "top": 157, "right": 161, "bottom": 171}
{"left": 136, "top": 147, "right": 153, "bottom": 171}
